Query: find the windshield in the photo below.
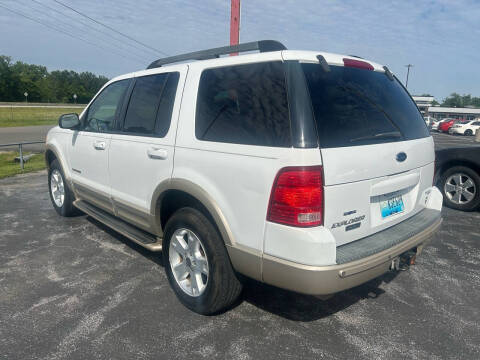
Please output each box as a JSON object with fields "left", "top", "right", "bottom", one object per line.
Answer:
{"left": 302, "top": 64, "right": 430, "bottom": 148}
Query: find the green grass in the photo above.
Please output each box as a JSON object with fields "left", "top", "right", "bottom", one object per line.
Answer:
{"left": 0, "top": 106, "right": 85, "bottom": 127}
{"left": 0, "top": 151, "right": 46, "bottom": 179}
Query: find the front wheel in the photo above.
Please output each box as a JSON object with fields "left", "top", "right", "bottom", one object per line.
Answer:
{"left": 48, "top": 159, "right": 77, "bottom": 216}
{"left": 163, "top": 207, "right": 242, "bottom": 315}
{"left": 439, "top": 165, "right": 480, "bottom": 211}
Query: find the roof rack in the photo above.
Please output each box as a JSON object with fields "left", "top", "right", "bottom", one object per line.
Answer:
{"left": 146, "top": 40, "right": 287, "bottom": 69}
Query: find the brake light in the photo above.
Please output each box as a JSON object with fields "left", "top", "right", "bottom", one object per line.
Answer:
{"left": 267, "top": 166, "right": 324, "bottom": 227}
{"left": 343, "top": 58, "right": 374, "bottom": 71}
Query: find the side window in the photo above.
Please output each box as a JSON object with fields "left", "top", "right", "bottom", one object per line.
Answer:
{"left": 84, "top": 79, "right": 130, "bottom": 132}
{"left": 195, "top": 61, "right": 291, "bottom": 147}
{"left": 122, "top": 72, "right": 179, "bottom": 136}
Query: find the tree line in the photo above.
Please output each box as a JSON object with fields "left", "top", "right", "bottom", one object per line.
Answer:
{"left": 439, "top": 93, "right": 480, "bottom": 108}
{"left": 0, "top": 55, "right": 109, "bottom": 104}
{"left": 416, "top": 93, "right": 480, "bottom": 108}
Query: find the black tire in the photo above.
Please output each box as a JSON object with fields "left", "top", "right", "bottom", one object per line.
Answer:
{"left": 464, "top": 129, "right": 473, "bottom": 136}
{"left": 439, "top": 165, "right": 480, "bottom": 211}
{"left": 163, "top": 207, "right": 242, "bottom": 315}
{"left": 48, "top": 159, "right": 77, "bottom": 216}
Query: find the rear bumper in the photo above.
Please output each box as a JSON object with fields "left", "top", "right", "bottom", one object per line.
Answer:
{"left": 262, "top": 209, "right": 442, "bottom": 296}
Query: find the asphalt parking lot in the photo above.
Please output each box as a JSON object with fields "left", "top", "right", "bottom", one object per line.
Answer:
{"left": 432, "top": 131, "right": 479, "bottom": 150}
{"left": 1, "top": 136, "right": 479, "bottom": 359}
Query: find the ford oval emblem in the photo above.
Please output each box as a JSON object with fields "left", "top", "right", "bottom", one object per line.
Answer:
{"left": 396, "top": 152, "right": 407, "bottom": 162}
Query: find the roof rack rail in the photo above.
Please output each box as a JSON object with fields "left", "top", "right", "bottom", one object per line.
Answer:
{"left": 147, "top": 40, "right": 287, "bottom": 69}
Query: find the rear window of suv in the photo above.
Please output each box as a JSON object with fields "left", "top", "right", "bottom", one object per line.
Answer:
{"left": 302, "top": 64, "right": 430, "bottom": 148}
{"left": 196, "top": 61, "right": 291, "bottom": 147}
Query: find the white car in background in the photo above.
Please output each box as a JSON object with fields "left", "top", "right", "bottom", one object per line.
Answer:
{"left": 449, "top": 120, "right": 480, "bottom": 136}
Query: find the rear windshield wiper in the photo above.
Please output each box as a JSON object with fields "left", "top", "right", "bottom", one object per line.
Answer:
{"left": 349, "top": 131, "right": 402, "bottom": 143}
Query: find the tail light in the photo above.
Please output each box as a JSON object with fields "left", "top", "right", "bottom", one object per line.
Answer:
{"left": 267, "top": 166, "right": 324, "bottom": 227}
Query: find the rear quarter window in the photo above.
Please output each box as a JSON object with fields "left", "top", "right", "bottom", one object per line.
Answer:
{"left": 302, "top": 64, "right": 430, "bottom": 148}
{"left": 195, "top": 61, "right": 291, "bottom": 147}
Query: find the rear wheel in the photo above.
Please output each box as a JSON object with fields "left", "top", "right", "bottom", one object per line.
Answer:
{"left": 163, "top": 207, "right": 242, "bottom": 314}
{"left": 440, "top": 165, "right": 480, "bottom": 211}
{"left": 464, "top": 129, "right": 473, "bottom": 136}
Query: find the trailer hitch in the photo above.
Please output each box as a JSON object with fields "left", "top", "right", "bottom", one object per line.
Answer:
{"left": 390, "top": 250, "right": 417, "bottom": 271}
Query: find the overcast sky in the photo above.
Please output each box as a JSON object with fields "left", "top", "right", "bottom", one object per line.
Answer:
{"left": 1, "top": 0, "right": 479, "bottom": 100}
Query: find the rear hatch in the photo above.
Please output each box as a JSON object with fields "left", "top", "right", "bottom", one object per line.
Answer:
{"left": 301, "top": 58, "right": 434, "bottom": 246}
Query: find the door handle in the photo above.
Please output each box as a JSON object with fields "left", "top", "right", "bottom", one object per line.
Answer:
{"left": 93, "top": 140, "right": 106, "bottom": 150}
{"left": 147, "top": 147, "right": 168, "bottom": 160}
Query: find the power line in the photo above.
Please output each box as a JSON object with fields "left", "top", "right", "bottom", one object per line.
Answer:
{"left": 23, "top": 0, "right": 151, "bottom": 63}
{"left": 0, "top": 3, "right": 145, "bottom": 66}
{"left": 29, "top": 0, "right": 158, "bottom": 60}
{"left": 52, "top": 0, "right": 169, "bottom": 57}
{"left": 30, "top": 0, "right": 151, "bottom": 59}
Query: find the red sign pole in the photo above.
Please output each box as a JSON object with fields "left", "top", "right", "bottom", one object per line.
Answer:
{"left": 230, "top": 0, "right": 240, "bottom": 55}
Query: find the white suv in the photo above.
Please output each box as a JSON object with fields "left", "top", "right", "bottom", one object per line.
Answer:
{"left": 46, "top": 40, "right": 443, "bottom": 314}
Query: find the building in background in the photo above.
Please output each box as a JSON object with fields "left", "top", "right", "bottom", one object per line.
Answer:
{"left": 412, "top": 95, "right": 480, "bottom": 120}
{"left": 412, "top": 96, "right": 435, "bottom": 115}
{"left": 427, "top": 107, "right": 480, "bottom": 121}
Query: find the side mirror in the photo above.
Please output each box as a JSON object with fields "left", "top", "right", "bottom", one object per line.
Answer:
{"left": 59, "top": 113, "right": 80, "bottom": 129}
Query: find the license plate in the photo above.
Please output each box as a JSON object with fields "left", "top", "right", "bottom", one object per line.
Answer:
{"left": 380, "top": 195, "right": 404, "bottom": 218}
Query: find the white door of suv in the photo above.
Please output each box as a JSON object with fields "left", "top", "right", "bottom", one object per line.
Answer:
{"left": 108, "top": 66, "right": 186, "bottom": 232}
{"left": 69, "top": 79, "right": 131, "bottom": 212}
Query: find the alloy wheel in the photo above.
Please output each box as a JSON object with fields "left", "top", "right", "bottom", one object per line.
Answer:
{"left": 50, "top": 169, "right": 65, "bottom": 207}
{"left": 169, "top": 228, "right": 209, "bottom": 297}
{"left": 444, "top": 173, "right": 476, "bottom": 205}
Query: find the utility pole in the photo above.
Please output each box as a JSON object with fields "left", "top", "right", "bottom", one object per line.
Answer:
{"left": 230, "top": 0, "right": 240, "bottom": 55}
{"left": 405, "top": 64, "right": 413, "bottom": 89}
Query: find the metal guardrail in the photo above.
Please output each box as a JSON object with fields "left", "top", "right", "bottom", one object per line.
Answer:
{"left": 0, "top": 141, "right": 45, "bottom": 170}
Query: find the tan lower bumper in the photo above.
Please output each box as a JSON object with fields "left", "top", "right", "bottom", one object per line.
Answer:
{"left": 262, "top": 217, "right": 442, "bottom": 296}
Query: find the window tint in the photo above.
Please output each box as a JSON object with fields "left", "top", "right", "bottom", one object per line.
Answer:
{"left": 302, "top": 64, "right": 430, "bottom": 148}
{"left": 85, "top": 79, "right": 130, "bottom": 132}
{"left": 123, "top": 72, "right": 179, "bottom": 136}
{"left": 155, "top": 72, "right": 179, "bottom": 136}
{"left": 196, "top": 61, "right": 290, "bottom": 147}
